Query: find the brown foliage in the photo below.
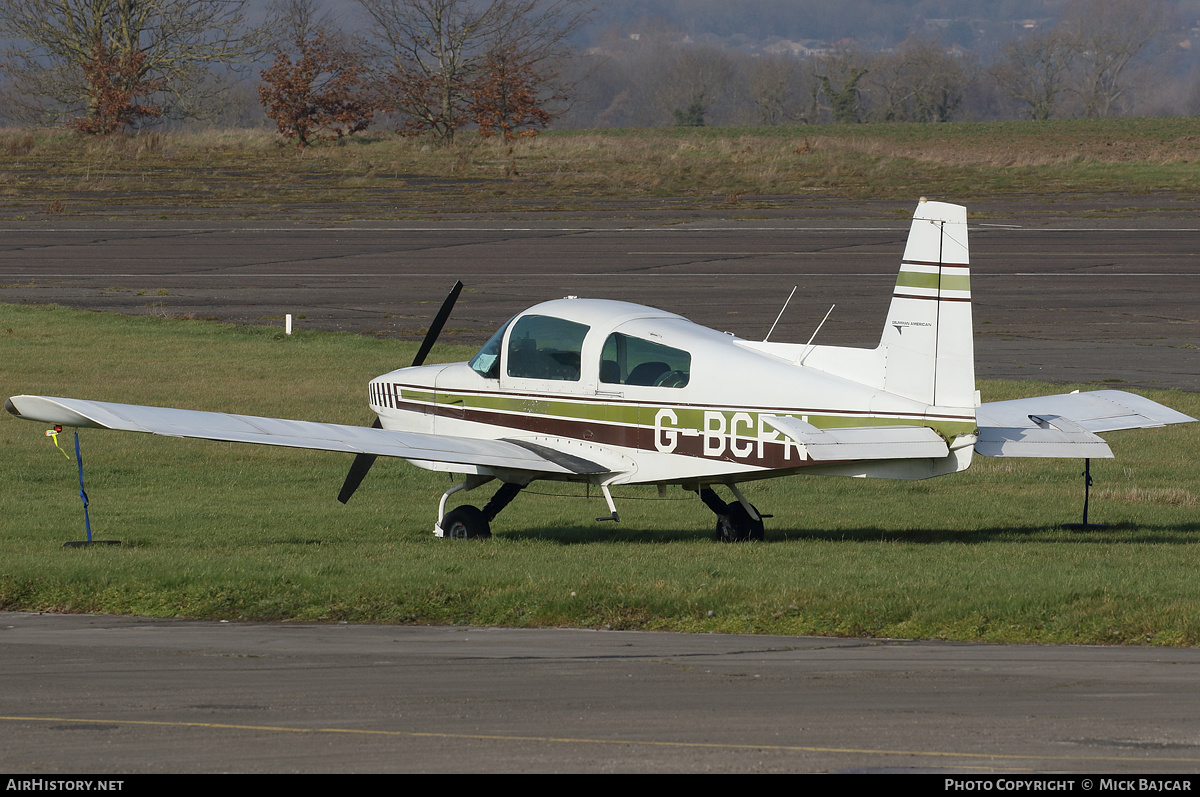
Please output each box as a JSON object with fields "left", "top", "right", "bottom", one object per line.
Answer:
{"left": 468, "top": 47, "right": 556, "bottom": 141}
{"left": 71, "top": 40, "right": 164, "bottom": 135}
{"left": 258, "top": 32, "right": 375, "bottom": 147}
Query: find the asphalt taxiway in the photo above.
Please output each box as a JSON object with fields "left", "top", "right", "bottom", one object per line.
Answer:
{"left": 1, "top": 214, "right": 1197, "bottom": 391}
{"left": 5, "top": 612, "right": 1200, "bottom": 773}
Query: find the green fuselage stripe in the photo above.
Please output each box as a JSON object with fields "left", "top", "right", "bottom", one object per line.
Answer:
{"left": 396, "top": 388, "right": 976, "bottom": 439}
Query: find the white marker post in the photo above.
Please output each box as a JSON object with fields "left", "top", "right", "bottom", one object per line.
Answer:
{"left": 285, "top": 314, "right": 293, "bottom": 335}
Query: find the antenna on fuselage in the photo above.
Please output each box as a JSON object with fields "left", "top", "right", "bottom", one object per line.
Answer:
{"left": 764, "top": 286, "right": 798, "bottom": 342}
{"left": 796, "top": 304, "right": 836, "bottom": 365}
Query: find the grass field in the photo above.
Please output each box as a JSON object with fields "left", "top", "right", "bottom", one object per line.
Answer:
{"left": 3, "top": 303, "right": 1199, "bottom": 644}
{"left": 4, "top": 117, "right": 1200, "bottom": 219}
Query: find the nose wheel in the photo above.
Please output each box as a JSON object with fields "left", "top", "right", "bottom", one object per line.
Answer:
{"left": 440, "top": 505, "right": 491, "bottom": 539}
{"left": 436, "top": 480, "right": 525, "bottom": 539}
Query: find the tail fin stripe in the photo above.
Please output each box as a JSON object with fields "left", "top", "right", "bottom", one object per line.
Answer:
{"left": 893, "top": 272, "right": 971, "bottom": 295}
{"left": 891, "top": 293, "right": 971, "bottom": 303}
{"left": 902, "top": 259, "right": 968, "bottom": 268}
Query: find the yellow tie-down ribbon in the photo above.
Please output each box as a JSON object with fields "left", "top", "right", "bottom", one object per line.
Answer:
{"left": 45, "top": 426, "right": 70, "bottom": 460}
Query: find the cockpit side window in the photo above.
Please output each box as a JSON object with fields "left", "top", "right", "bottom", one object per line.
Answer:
{"left": 600, "top": 333, "right": 691, "bottom": 388}
{"left": 506, "top": 315, "right": 589, "bottom": 381}
{"left": 468, "top": 317, "right": 513, "bottom": 379}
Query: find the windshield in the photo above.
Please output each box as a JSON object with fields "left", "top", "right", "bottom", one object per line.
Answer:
{"left": 468, "top": 317, "right": 513, "bottom": 378}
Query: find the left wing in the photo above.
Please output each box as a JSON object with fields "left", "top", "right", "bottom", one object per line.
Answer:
{"left": 5, "top": 395, "right": 609, "bottom": 476}
{"left": 976, "top": 390, "right": 1195, "bottom": 458}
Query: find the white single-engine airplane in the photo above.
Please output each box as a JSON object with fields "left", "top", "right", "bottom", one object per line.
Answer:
{"left": 7, "top": 200, "right": 1196, "bottom": 540}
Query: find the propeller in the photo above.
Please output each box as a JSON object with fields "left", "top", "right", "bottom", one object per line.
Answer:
{"left": 337, "top": 280, "right": 464, "bottom": 504}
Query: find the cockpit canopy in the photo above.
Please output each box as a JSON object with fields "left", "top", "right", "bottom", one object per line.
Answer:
{"left": 507, "top": 314, "right": 588, "bottom": 381}
{"left": 467, "top": 300, "right": 693, "bottom": 389}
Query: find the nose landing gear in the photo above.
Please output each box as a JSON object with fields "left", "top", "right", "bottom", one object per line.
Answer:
{"left": 436, "top": 479, "right": 526, "bottom": 539}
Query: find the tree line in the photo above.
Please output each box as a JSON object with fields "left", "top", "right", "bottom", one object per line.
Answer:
{"left": 565, "top": 0, "right": 1184, "bottom": 127}
{"left": 0, "top": 0, "right": 588, "bottom": 145}
{"left": 0, "top": 0, "right": 1191, "bottom": 144}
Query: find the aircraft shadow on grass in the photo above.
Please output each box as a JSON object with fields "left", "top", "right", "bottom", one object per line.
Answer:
{"left": 473, "top": 522, "right": 1200, "bottom": 545}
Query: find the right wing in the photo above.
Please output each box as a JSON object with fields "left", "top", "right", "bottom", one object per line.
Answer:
{"left": 5, "top": 395, "right": 608, "bottom": 476}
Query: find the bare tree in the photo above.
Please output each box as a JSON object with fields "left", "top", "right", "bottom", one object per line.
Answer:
{"left": 991, "top": 29, "right": 1076, "bottom": 120}
{"left": 868, "top": 37, "right": 974, "bottom": 123}
{"left": 358, "top": 0, "right": 589, "bottom": 145}
{"left": 0, "top": 0, "right": 260, "bottom": 126}
{"left": 747, "top": 54, "right": 811, "bottom": 125}
{"left": 553, "top": 47, "right": 638, "bottom": 128}
{"left": 1059, "top": 0, "right": 1172, "bottom": 117}
{"left": 646, "top": 45, "right": 734, "bottom": 127}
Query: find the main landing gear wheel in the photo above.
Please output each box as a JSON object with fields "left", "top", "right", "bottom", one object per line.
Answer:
{"left": 716, "top": 503, "right": 765, "bottom": 542}
{"left": 699, "top": 487, "right": 765, "bottom": 542}
{"left": 440, "top": 505, "right": 492, "bottom": 539}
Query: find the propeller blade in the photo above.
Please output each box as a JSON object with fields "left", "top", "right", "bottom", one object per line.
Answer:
{"left": 338, "top": 281, "right": 463, "bottom": 504}
{"left": 411, "top": 280, "right": 463, "bottom": 368}
{"left": 337, "top": 418, "right": 382, "bottom": 504}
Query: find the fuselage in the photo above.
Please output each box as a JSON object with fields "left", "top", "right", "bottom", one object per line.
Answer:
{"left": 366, "top": 298, "right": 977, "bottom": 485}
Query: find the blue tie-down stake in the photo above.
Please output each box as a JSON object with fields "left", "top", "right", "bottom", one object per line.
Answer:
{"left": 56, "top": 429, "right": 120, "bottom": 548}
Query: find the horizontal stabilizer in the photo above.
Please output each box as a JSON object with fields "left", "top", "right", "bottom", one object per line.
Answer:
{"left": 5, "top": 395, "right": 608, "bottom": 475}
{"left": 975, "top": 390, "right": 1195, "bottom": 459}
{"left": 975, "top": 425, "right": 1113, "bottom": 458}
{"left": 763, "top": 416, "right": 949, "bottom": 461}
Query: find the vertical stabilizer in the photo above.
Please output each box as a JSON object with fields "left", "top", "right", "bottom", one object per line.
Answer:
{"left": 878, "top": 200, "right": 975, "bottom": 408}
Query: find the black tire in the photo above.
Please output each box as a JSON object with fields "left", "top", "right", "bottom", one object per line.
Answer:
{"left": 715, "top": 503, "right": 765, "bottom": 542}
{"left": 441, "top": 505, "right": 492, "bottom": 539}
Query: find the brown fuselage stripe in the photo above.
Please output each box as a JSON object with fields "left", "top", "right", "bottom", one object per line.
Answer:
{"left": 386, "top": 398, "right": 959, "bottom": 470}
{"left": 396, "top": 398, "right": 820, "bottom": 468}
